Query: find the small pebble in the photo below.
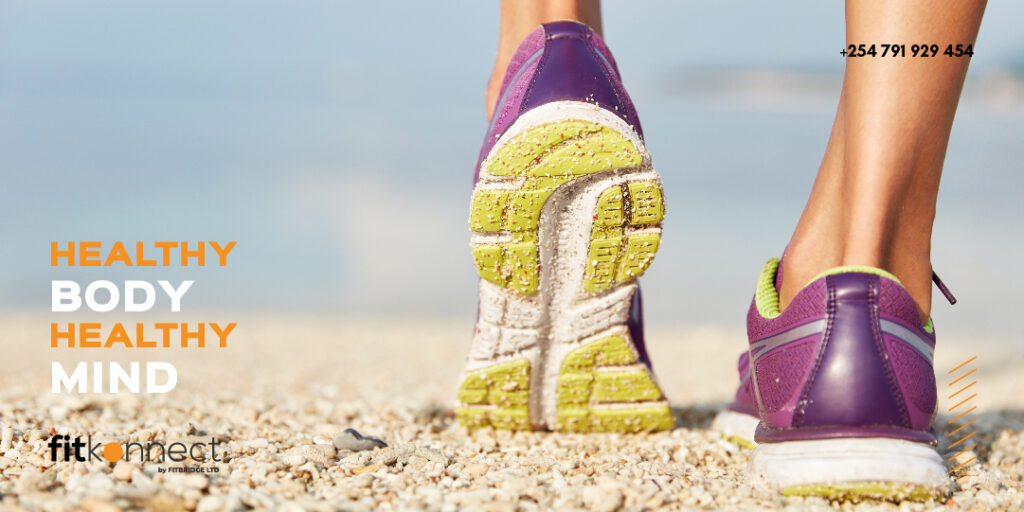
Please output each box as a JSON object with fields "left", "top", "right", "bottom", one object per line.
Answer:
{"left": 582, "top": 479, "right": 624, "bottom": 512}
{"left": 281, "top": 451, "right": 306, "bottom": 467}
{"left": 111, "top": 461, "right": 137, "bottom": 482}
{"left": 465, "top": 462, "right": 489, "bottom": 478}
{"left": 80, "top": 498, "right": 123, "bottom": 512}
{"left": 195, "top": 496, "right": 224, "bottom": 512}
{"left": 184, "top": 421, "right": 207, "bottom": 436}
{"left": 146, "top": 491, "right": 188, "bottom": 512}
{"left": 302, "top": 444, "right": 337, "bottom": 465}
{"left": 333, "top": 428, "right": 387, "bottom": 452}
{"left": 240, "top": 438, "right": 269, "bottom": 449}
{"left": 352, "top": 464, "right": 381, "bottom": 475}
{"left": 405, "top": 455, "right": 428, "bottom": 471}
{"left": 0, "top": 427, "right": 13, "bottom": 452}
{"left": 184, "top": 474, "right": 209, "bottom": 490}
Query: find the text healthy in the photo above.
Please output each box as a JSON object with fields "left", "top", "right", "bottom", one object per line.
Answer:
{"left": 49, "top": 241, "right": 237, "bottom": 394}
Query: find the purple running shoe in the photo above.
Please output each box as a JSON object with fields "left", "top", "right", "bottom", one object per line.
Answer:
{"left": 455, "top": 21, "right": 672, "bottom": 432}
{"left": 733, "top": 257, "right": 950, "bottom": 498}
{"left": 710, "top": 350, "right": 760, "bottom": 448}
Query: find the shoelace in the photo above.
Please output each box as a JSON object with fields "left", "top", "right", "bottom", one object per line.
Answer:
{"left": 933, "top": 271, "right": 957, "bottom": 305}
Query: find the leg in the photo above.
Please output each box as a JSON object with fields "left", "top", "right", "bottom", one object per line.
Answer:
{"left": 780, "top": 0, "right": 987, "bottom": 321}
{"left": 487, "top": 0, "right": 602, "bottom": 118}
{"left": 730, "top": 3, "right": 988, "bottom": 497}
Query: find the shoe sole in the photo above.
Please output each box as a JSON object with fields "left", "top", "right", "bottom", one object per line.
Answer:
{"left": 710, "top": 410, "right": 759, "bottom": 449}
{"left": 457, "top": 102, "right": 672, "bottom": 432}
{"left": 748, "top": 438, "right": 951, "bottom": 500}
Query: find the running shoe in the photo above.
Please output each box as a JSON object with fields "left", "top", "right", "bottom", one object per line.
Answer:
{"left": 455, "top": 21, "right": 672, "bottom": 432}
{"left": 734, "top": 257, "right": 950, "bottom": 499}
{"left": 709, "top": 350, "right": 760, "bottom": 449}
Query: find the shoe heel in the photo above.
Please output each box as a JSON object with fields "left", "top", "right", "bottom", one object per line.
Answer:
{"left": 455, "top": 359, "right": 532, "bottom": 430}
{"left": 748, "top": 437, "right": 950, "bottom": 500}
{"left": 554, "top": 326, "right": 673, "bottom": 432}
{"left": 773, "top": 273, "right": 936, "bottom": 434}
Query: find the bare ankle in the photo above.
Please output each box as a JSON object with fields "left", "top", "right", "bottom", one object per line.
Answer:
{"left": 779, "top": 246, "right": 934, "bottom": 324}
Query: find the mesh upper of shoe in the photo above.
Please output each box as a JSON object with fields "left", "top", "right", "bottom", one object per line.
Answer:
{"left": 755, "top": 338, "right": 818, "bottom": 413}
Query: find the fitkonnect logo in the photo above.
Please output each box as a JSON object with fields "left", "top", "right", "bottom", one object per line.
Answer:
{"left": 48, "top": 434, "right": 223, "bottom": 465}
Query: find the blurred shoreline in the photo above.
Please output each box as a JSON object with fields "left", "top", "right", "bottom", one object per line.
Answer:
{"left": 663, "top": 66, "right": 1024, "bottom": 116}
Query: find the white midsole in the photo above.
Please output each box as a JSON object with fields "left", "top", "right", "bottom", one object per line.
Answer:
{"left": 711, "top": 410, "right": 760, "bottom": 446}
{"left": 748, "top": 437, "right": 951, "bottom": 491}
{"left": 464, "top": 101, "right": 660, "bottom": 427}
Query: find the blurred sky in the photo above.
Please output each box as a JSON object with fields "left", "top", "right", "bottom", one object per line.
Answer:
{"left": 1, "top": 1, "right": 1021, "bottom": 339}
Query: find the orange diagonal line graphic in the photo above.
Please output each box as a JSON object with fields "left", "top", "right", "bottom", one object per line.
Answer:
{"left": 949, "top": 368, "right": 976, "bottom": 386}
{"left": 949, "top": 381, "right": 977, "bottom": 399}
{"left": 949, "top": 418, "right": 976, "bottom": 437}
{"left": 948, "top": 430, "right": 976, "bottom": 449}
{"left": 949, "top": 456, "right": 976, "bottom": 474}
{"left": 947, "top": 406, "right": 977, "bottom": 424}
{"left": 948, "top": 356, "right": 977, "bottom": 374}
{"left": 948, "top": 393, "right": 977, "bottom": 411}
{"left": 946, "top": 443, "right": 977, "bottom": 461}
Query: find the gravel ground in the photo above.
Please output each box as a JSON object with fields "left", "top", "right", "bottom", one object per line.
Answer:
{"left": 1, "top": 314, "right": 1022, "bottom": 511}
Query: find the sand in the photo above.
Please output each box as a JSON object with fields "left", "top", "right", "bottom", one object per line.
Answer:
{"left": 1, "top": 313, "right": 1022, "bottom": 511}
